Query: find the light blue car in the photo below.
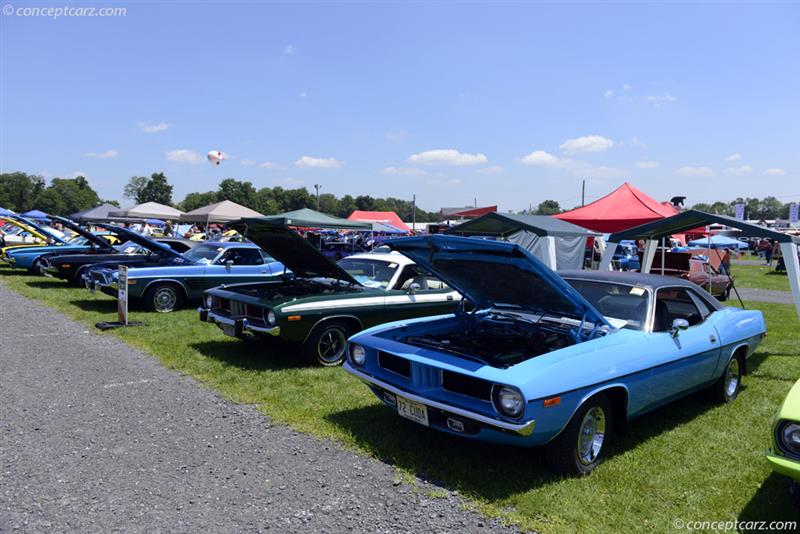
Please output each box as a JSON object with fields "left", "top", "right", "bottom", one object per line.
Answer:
{"left": 86, "top": 241, "right": 285, "bottom": 312}
{"left": 343, "top": 235, "right": 766, "bottom": 475}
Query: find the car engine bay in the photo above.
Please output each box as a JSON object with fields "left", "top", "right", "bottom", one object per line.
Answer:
{"left": 226, "top": 278, "right": 360, "bottom": 301}
{"left": 401, "top": 311, "right": 580, "bottom": 368}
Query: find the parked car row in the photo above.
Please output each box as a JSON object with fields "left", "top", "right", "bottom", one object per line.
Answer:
{"left": 2, "top": 215, "right": 788, "bottom": 488}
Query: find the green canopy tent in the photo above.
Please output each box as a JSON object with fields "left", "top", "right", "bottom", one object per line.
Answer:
{"left": 602, "top": 209, "right": 800, "bottom": 320}
{"left": 446, "top": 212, "right": 599, "bottom": 270}
{"left": 257, "top": 208, "right": 371, "bottom": 230}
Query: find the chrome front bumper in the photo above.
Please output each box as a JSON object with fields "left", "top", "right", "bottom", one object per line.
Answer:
{"left": 343, "top": 362, "right": 536, "bottom": 437}
{"left": 198, "top": 308, "right": 281, "bottom": 337}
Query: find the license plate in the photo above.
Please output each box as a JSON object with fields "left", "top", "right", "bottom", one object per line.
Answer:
{"left": 397, "top": 396, "right": 429, "bottom": 426}
{"left": 221, "top": 323, "right": 237, "bottom": 337}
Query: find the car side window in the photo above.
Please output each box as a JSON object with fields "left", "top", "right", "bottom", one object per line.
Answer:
{"left": 397, "top": 265, "right": 450, "bottom": 292}
{"left": 260, "top": 251, "right": 275, "bottom": 264}
{"left": 653, "top": 287, "right": 705, "bottom": 332}
{"left": 687, "top": 290, "right": 714, "bottom": 320}
{"left": 222, "top": 248, "right": 264, "bottom": 266}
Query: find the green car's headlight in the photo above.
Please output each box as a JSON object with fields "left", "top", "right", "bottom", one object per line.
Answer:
{"left": 204, "top": 294, "right": 214, "bottom": 308}
{"left": 778, "top": 421, "right": 800, "bottom": 457}
{"left": 263, "top": 308, "right": 276, "bottom": 326}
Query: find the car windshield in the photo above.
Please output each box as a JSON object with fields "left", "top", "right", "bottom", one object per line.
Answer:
{"left": 338, "top": 258, "right": 398, "bottom": 288}
{"left": 564, "top": 279, "right": 650, "bottom": 331}
{"left": 114, "top": 240, "right": 148, "bottom": 254}
{"left": 182, "top": 244, "right": 224, "bottom": 264}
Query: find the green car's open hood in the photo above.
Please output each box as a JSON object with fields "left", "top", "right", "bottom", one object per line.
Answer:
{"left": 231, "top": 218, "right": 360, "bottom": 285}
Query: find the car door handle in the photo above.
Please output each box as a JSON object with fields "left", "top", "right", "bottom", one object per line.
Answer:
{"left": 709, "top": 334, "right": 717, "bottom": 343}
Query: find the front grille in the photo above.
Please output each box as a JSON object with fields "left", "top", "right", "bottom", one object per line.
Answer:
{"left": 212, "top": 297, "right": 230, "bottom": 313}
{"left": 230, "top": 301, "right": 246, "bottom": 317}
{"left": 442, "top": 371, "right": 492, "bottom": 400}
{"left": 245, "top": 304, "right": 262, "bottom": 320}
{"left": 378, "top": 351, "right": 411, "bottom": 377}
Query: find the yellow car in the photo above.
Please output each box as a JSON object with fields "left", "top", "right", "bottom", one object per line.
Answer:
{"left": 0, "top": 217, "right": 58, "bottom": 259}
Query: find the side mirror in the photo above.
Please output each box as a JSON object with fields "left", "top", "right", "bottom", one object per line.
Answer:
{"left": 407, "top": 282, "right": 421, "bottom": 295}
{"left": 225, "top": 259, "right": 234, "bottom": 269}
{"left": 670, "top": 318, "right": 690, "bottom": 337}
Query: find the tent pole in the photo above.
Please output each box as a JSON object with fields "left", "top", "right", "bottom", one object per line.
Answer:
{"left": 599, "top": 242, "right": 616, "bottom": 271}
{"left": 779, "top": 242, "right": 800, "bottom": 321}
{"left": 660, "top": 237, "right": 665, "bottom": 275}
{"left": 642, "top": 240, "right": 657, "bottom": 273}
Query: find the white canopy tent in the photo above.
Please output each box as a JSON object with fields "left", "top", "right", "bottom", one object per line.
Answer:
{"left": 180, "top": 200, "right": 263, "bottom": 224}
{"left": 602, "top": 210, "right": 800, "bottom": 320}
{"left": 108, "top": 202, "right": 184, "bottom": 220}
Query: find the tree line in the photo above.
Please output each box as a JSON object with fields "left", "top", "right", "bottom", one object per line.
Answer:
{"left": 0, "top": 172, "right": 117, "bottom": 216}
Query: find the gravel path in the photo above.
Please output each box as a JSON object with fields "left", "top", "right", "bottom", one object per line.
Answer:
{"left": 734, "top": 287, "right": 796, "bottom": 305}
{"left": 0, "top": 282, "right": 522, "bottom": 533}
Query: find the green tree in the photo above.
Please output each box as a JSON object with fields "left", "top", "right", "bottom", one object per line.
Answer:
{"left": 535, "top": 199, "right": 562, "bottom": 215}
{"left": 218, "top": 178, "right": 258, "bottom": 209}
{"left": 33, "top": 176, "right": 100, "bottom": 216}
{"left": 124, "top": 173, "right": 173, "bottom": 205}
{"left": 0, "top": 172, "right": 46, "bottom": 212}
{"left": 179, "top": 191, "right": 219, "bottom": 212}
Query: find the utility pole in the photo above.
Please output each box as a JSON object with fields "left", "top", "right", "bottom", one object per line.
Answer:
{"left": 581, "top": 180, "right": 586, "bottom": 207}
{"left": 314, "top": 184, "right": 322, "bottom": 211}
{"left": 412, "top": 194, "right": 417, "bottom": 233}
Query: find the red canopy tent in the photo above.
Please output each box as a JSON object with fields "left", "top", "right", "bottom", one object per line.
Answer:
{"left": 447, "top": 205, "right": 497, "bottom": 218}
{"left": 554, "top": 182, "right": 677, "bottom": 233}
{"left": 347, "top": 210, "right": 411, "bottom": 233}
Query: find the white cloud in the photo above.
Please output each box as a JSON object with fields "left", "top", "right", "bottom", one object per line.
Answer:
{"left": 475, "top": 165, "right": 504, "bottom": 175}
{"left": 646, "top": 93, "right": 677, "bottom": 107}
{"left": 765, "top": 168, "right": 786, "bottom": 176}
{"left": 724, "top": 165, "right": 754, "bottom": 176}
{"left": 295, "top": 156, "right": 343, "bottom": 169}
{"left": 240, "top": 159, "right": 255, "bottom": 166}
{"left": 726, "top": 153, "right": 742, "bottom": 162}
{"left": 603, "top": 90, "right": 615, "bottom": 98}
{"left": 166, "top": 149, "right": 204, "bottom": 165}
{"left": 635, "top": 161, "right": 660, "bottom": 169}
{"left": 139, "top": 121, "right": 169, "bottom": 133}
{"left": 630, "top": 137, "right": 647, "bottom": 148}
{"left": 385, "top": 130, "right": 408, "bottom": 141}
{"left": 408, "top": 149, "right": 488, "bottom": 166}
{"left": 623, "top": 83, "right": 632, "bottom": 91}
{"left": 86, "top": 149, "right": 119, "bottom": 159}
{"left": 284, "top": 44, "right": 296, "bottom": 55}
{"left": 259, "top": 161, "right": 282, "bottom": 169}
{"left": 559, "top": 135, "right": 614, "bottom": 154}
{"left": 381, "top": 166, "right": 425, "bottom": 176}
{"left": 298, "top": 91, "right": 308, "bottom": 99}
{"left": 520, "top": 150, "right": 560, "bottom": 167}
{"left": 676, "top": 166, "right": 714, "bottom": 177}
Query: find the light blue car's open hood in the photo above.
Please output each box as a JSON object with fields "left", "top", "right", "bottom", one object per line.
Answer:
{"left": 388, "top": 235, "right": 609, "bottom": 327}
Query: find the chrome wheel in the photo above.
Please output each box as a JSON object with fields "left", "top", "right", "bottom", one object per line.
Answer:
{"left": 317, "top": 328, "right": 347, "bottom": 364}
{"left": 153, "top": 286, "right": 178, "bottom": 312}
{"left": 725, "top": 357, "right": 740, "bottom": 398}
{"left": 577, "top": 407, "right": 606, "bottom": 466}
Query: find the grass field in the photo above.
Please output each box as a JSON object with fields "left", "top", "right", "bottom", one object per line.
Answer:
{"left": 2, "top": 265, "right": 800, "bottom": 533}
{"left": 731, "top": 263, "right": 792, "bottom": 292}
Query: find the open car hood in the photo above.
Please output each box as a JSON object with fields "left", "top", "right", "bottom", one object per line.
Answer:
{"left": 10, "top": 216, "right": 67, "bottom": 244}
{"left": 95, "top": 223, "right": 188, "bottom": 261}
{"left": 388, "top": 235, "right": 609, "bottom": 326}
{"left": 52, "top": 216, "right": 115, "bottom": 250}
{"left": 231, "top": 218, "right": 359, "bottom": 284}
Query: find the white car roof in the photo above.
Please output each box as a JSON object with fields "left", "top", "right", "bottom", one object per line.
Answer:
{"left": 345, "top": 251, "right": 416, "bottom": 266}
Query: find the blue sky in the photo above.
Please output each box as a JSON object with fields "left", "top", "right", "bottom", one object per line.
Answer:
{"left": 1, "top": 1, "right": 798, "bottom": 212}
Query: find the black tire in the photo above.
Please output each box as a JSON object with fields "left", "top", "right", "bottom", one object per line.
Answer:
{"left": 719, "top": 286, "right": 731, "bottom": 302}
{"left": 29, "top": 258, "right": 44, "bottom": 275}
{"left": 69, "top": 267, "right": 87, "bottom": 286}
{"left": 711, "top": 352, "right": 743, "bottom": 403}
{"left": 143, "top": 283, "right": 184, "bottom": 313}
{"left": 302, "top": 320, "right": 352, "bottom": 367}
{"left": 544, "top": 395, "right": 612, "bottom": 476}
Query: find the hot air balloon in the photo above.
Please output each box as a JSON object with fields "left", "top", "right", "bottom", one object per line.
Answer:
{"left": 207, "top": 150, "right": 225, "bottom": 166}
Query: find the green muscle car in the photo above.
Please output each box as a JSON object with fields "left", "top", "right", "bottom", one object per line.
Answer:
{"left": 198, "top": 219, "right": 461, "bottom": 366}
{"left": 767, "top": 378, "right": 800, "bottom": 503}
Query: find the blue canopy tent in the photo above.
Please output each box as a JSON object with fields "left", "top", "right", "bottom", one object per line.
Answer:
{"left": 0, "top": 207, "right": 15, "bottom": 216}
{"left": 145, "top": 218, "right": 165, "bottom": 226}
{"left": 371, "top": 221, "right": 407, "bottom": 234}
{"left": 20, "top": 209, "right": 49, "bottom": 220}
{"left": 688, "top": 234, "right": 749, "bottom": 250}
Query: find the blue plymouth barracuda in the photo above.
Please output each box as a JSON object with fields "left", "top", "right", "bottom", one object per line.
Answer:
{"left": 87, "top": 241, "right": 285, "bottom": 312}
{"left": 343, "top": 235, "right": 766, "bottom": 475}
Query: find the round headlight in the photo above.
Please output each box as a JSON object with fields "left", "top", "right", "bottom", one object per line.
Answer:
{"left": 204, "top": 294, "right": 214, "bottom": 308}
{"left": 350, "top": 344, "right": 366, "bottom": 366}
{"left": 780, "top": 422, "right": 800, "bottom": 456}
{"left": 263, "top": 308, "right": 276, "bottom": 326}
{"left": 494, "top": 386, "right": 524, "bottom": 419}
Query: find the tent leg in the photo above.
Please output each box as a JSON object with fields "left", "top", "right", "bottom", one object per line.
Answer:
{"left": 546, "top": 236, "right": 557, "bottom": 270}
{"left": 779, "top": 243, "right": 800, "bottom": 321}
{"left": 599, "top": 242, "right": 617, "bottom": 271}
{"left": 641, "top": 239, "right": 658, "bottom": 274}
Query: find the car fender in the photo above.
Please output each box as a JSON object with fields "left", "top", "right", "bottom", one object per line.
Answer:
{"left": 538, "top": 383, "right": 631, "bottom": 445}
{"left": 140, "top": 278, "right": 190, "bottom": 300}
{"left": 303, "top": 314, "right": 365, "bottom": 343}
